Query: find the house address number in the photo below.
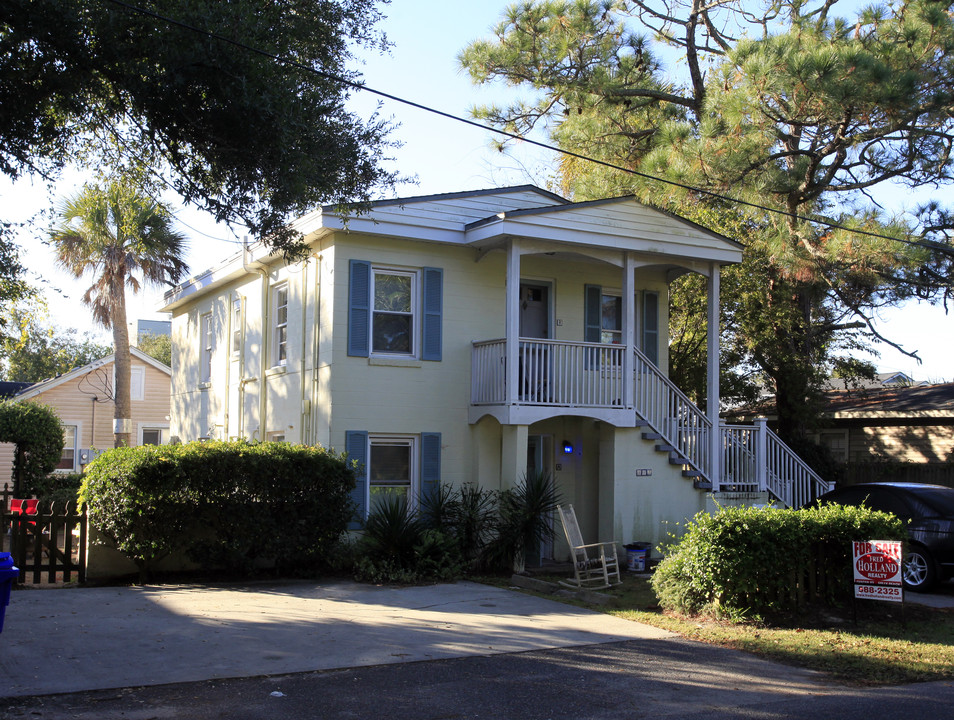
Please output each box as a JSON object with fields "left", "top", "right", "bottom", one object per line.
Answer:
{"left": 635, "top": 469, "right": 652, "bottom": 477}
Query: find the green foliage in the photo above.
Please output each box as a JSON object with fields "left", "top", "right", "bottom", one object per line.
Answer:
{"left": 0, "top": 401, "right": 64, "bottom": 496}
{"left": 651, "top": 504, "right": 906, "bottom": 618}
{"left": 51, "top": 176, "right": 187, "bottom": 446}
{"left": 483, "top": 471, "right": 561, "bottom": 572}
{"left": 353, "top": 493, "right": 465, "bottom": 584}
{"left": 135, "top": 332, "right": 171, "bottom": 367}
{"left": 80, "top": 440, "right": 356, "bottom": 581}
{"left": 1, "top": 0, "right": 395, "bottom": 256}
{"left": 419, "top": 481, "right": 498, "bottom": 565}
{"left": 460, "top": 0, "right": 954, "bottom": 441}
{"left": 31, "top": 472, "right": 84, "bottom": 508}
{"left": 0, "top": 298, "right": 111, "bottom": 382}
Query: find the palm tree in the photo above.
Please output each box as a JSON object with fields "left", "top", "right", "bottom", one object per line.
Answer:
{"left": 51, "top": 178, "right": 187, "bottom": 447}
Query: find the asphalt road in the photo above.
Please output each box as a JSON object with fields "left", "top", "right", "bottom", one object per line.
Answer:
{"left": 4, "top": 637, "right": 954, "bottom": 720}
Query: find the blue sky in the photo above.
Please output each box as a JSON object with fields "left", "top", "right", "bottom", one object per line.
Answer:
{"left": 1, "top": 0, "right": 950, "bottom": 381}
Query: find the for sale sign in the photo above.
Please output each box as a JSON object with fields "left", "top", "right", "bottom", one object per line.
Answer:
{"left": 853, "top": 540, "right": 903, "bottom": 603}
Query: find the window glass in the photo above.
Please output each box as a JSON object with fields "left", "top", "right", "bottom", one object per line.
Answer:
{"left": 601, "top": 294, "right": 622, "bottom": 345}
{"left": 273, "top": 285, "right": 288, "bottom": 365}
{"left": 232, "top": 298, "right": 242, "bottom": 355}
{"left": 58, "top": 425, "right": 77, "bottom": 470}
{"left": 372, "top": 270, "right": 415, "bottom": 355}
{"left": 200, "top": 313, "right": 213, "bottom": 382}
{"left": 369, "top": 438, "right": 413, "bottom": 509}
{"left": 142, "top": 428, "right": 167, "bottom": 446}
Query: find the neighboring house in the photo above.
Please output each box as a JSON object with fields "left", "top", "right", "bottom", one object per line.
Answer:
{"left": 826, "top": 371, "right": 929, "bottom": 391}
{"left": 811, "top": 383, "right": 954, "bottom": 465}
{"left": 160, "top": 186, "right": 829, "bottom": 553}
{"left": 0, "top": 347, "right": 172, "bottom": 480}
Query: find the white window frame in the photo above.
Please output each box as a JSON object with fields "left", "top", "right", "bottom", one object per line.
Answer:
{"left": 267, "top": 431, "right": 286, "bottom": 442}
{"left": 370, "top": 267, "right": 419, "bottom": 358}
{"left": 200, "top": 312, "right": 213, "bottom": 383}
{"left": 231, "top": 296, "right": 244, "bottom": 357}
{"left": 112, "top": 365, "right": 146, "bottom": 400}
{"left": 599, "top": 291, "right": 622, "bottom": 346}
{"left": 368, "top": 434, "right": 418, "bottom": 510}
{"left": 139, "top": 424, "right": 170, "bottom": 446}
{"left": 272, "top": 284, "right": 289, "bottom": 367}
{"left": 57, "top": 423, "right": 80, "bottom": 473}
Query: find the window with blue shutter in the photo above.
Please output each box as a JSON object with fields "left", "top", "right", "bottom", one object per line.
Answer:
{"left": 348, "top": 260, "right": 371, "bottom": 357}
{"left": 345, "top": 430, "right": 368, "bottom": 529}
{"left": 420, "top": 432, "right": 441, "bottom": 507}
{"left": 642, "top": 290, "right": 659, "bottom": 366}
{"left": 421, "top": 268, "right": 443, "bottom": 361}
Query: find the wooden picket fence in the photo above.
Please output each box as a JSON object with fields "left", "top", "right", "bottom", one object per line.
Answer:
{"left": 2, "top": 483, "right": 87, "bottom": 585}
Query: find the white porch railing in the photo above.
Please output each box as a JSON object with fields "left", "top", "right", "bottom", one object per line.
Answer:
{"left": 720, "top": 420, "right": 833, "bottom": 507}
{"left": 631, "top": 347, "right": 711, "bottom": 478}
{"left": 471, "top": 339, "right": 833, "bottom": 507}
{"left": 471, "top": 338, "right": 625, "bottom": 407}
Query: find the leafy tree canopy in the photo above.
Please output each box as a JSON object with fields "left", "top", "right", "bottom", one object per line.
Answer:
{"left": 460, "top": 0, "right": 954, "bottom": 437}
{"left": 0, "top": 299, "right": 112, "bottom": 383}
{"left": 1, "top": 0, "right": 396, "bottom": 258}
{"left": 136, "top": 332, "right": 171, "bottom": 368}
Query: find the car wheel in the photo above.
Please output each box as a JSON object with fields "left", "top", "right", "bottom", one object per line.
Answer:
{"left": 903, "top": 547, "right": 937, "bottom": 592}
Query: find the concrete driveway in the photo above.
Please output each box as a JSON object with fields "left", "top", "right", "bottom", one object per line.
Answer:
{"left": 0, "top": 580, "right": 675, "bottom": 698}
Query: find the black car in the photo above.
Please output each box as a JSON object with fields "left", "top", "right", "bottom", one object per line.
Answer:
{"left": 812, "top": 482, "right": 954, "bottom": 592}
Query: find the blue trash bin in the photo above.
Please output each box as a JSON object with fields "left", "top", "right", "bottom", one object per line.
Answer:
{"left": 0, "top": 552, "right": 19, "bottom": 633}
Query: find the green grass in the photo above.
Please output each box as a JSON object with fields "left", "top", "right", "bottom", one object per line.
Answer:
{"left": 478, "top": 572, "right": 954, "bottom": 686}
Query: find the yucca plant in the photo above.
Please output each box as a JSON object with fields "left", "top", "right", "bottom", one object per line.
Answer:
{"left": 359, "top": 493, "right": 425, "bottom": 566}
{"left": 483, "top": 471, "right": 561, "bottom": 573}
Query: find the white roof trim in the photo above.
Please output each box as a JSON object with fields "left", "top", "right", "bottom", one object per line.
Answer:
{"left": 15, "top": 347, "right": 170, "bottom": 401}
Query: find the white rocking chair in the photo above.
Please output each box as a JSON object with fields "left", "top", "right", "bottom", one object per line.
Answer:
{"left": 557, "top": 504, "right": 622, "bottom": 590}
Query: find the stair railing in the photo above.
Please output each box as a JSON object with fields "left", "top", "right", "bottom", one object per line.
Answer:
{"left": 632, "top": 348, "right": 711, "bottom": 480}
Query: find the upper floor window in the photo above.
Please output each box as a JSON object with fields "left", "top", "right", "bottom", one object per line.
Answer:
{"left": 272, "top": 284, "right": 288, "bottom": 367}
{"left": 372, "top": 269, "right": 417, "bottom": 356}
{"left": 348, "top": 260, "right": 442, "bottom": 361}
{"left": 231, "top": 297, "right": 243, "bottom": 356}
{"left": 200, "top": 313, "right": 213, "bottom": 383}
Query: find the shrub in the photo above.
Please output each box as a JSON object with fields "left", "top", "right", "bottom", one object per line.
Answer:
{"left": 353, "top": 494, "right": 465, "bottom": 584}
{"left": 651, "top": 503, "right": 906, "bottom": 618}
{"left": 80, "top": 440, "right": 355, "bottom": 580}
{"left": 482, "top": 471, "right": 561, "bottom": 572}
{"left": 32, "top": 472, "right": 84, "bottom": 508}
{"left": 0, "top": 401, "right": 64, "bottom": 496}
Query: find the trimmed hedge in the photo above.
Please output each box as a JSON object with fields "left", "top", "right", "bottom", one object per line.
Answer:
{"left": 80, "top": 440, "right": 355, "bottom": 580}
{"left": 651, "top": 503, "right": 906, "bottom": 617}
{"left": 0, "top": 401, "right": 64, "bottom": 496}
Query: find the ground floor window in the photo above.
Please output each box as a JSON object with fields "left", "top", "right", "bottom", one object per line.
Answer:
{"left": 57, "top": 425, "right": 78, "bottom": 471}
{"left": 141, "top": 427, "right": 169, "bottom": 446}
{"left": 369, "top": 435, "right": 417, "bottom": 510}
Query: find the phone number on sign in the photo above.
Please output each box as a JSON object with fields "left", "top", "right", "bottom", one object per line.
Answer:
{"left": 855, "top": 584, "right": 903, "bottom": 601}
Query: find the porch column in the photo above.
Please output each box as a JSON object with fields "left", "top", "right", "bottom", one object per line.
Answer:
{"left": 622, "top": 253, "right": 636, "bottom": 409}
{"left": 706, "top": 263, "right": 721, "bottom": 488}
{"left": 505, "top": 240, "right": 521, "bottom": 406}
{"left": 501, "top": 424, "right": 529, "bottom": 491}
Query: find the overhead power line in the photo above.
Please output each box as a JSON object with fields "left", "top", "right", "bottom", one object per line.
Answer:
{"left": 105, "top": 0, "right": 932, "bottom": 249}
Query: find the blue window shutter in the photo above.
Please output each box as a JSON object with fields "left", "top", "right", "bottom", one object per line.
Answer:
{"left": 584, "top": 285, "right": 602, "bottom": 343}
{"left": 420, "top": 432, "right": 441, "bottom": 507}
{"left": 642, "top": 290, "right": 659, "bottom": 366}
{"left": 345, "top": 430, "right": 368, "bottom": 529}
{"left": 348, "top": 260, "right": 371, "bottom": 357}
{"left": 422, "top": 267, "right": 443, "bottom": 361}
{"left": 584, "top": 284, "right": 602, "bottom": 370}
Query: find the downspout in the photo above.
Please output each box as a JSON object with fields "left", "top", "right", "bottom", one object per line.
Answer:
{"left": 299, "top": 256, "right": 311, "bottom": 444}
{"left": 223, "top": 292, "right": 231, "bottom": 440}
{"left": 310, "top": 253, "right": 322, "bottom": 446}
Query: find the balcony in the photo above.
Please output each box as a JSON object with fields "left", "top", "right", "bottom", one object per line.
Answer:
{"left": 471, "top": 338, "right": 833, "bottom": 508}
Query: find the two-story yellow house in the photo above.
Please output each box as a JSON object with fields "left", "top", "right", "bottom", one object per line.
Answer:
{"left": 161, "top": 186, "right": 830, "bottom": 553}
